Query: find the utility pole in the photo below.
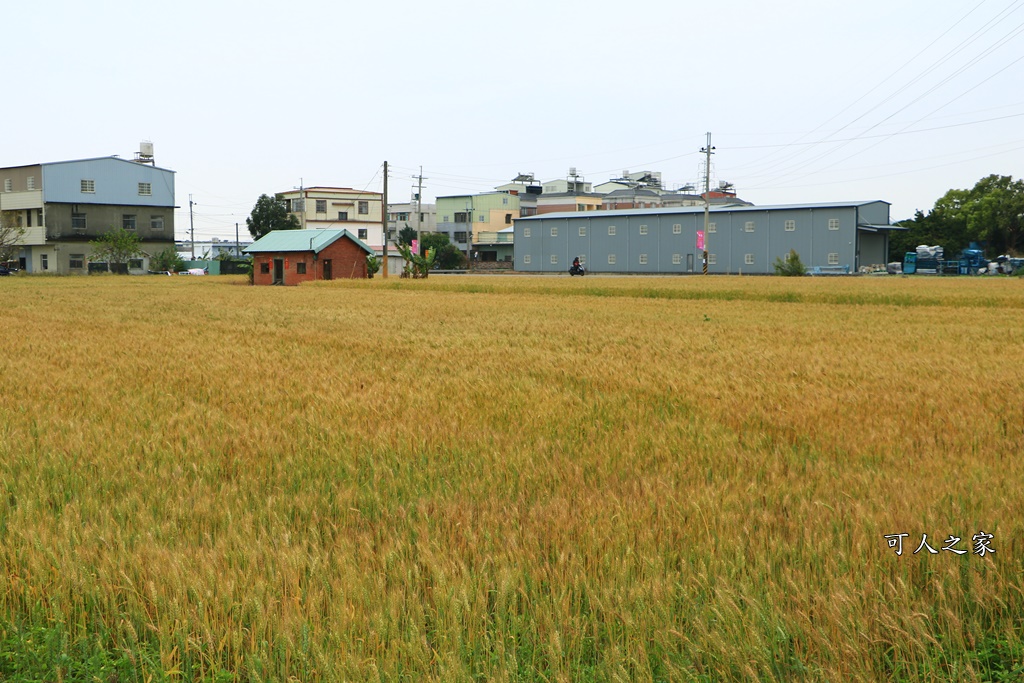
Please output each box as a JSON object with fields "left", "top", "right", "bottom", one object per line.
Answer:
{"left": 235, "top": 222, "right": 240, "bottom": 258}
{"left": 189, "top": 194, "right": 195, "bottom": 260}
{"left": 414, "top": 166, "right": 427, "bottom": 248}
{"left": 382, "top": 161, "right": 389, "bottom": 279}
{"left": 701, "top": 132, "right": 715, "bottom": 275}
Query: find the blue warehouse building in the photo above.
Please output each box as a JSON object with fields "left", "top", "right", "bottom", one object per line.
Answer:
{"left": 513, "top": 201, "right": 903, "bottom": 274}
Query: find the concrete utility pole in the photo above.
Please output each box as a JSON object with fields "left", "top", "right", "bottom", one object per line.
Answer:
{"left": 189, "top": 194, "right": 195, "bottom": 260}
{"left": 235, "top": 222, "right": 240, "bottom": 257}
{"left": 701, "top": 132, "right": 715, "bottom": 275}
{"left": 414, "top": 166, "right": 427, "bottom": 248}
{"left": 382, "top": 160, "right": 388, "bottom": 279}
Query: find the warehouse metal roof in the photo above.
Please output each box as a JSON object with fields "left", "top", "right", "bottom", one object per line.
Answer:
{"left": 243, "top": 229, "right": 373, "bottom": 255}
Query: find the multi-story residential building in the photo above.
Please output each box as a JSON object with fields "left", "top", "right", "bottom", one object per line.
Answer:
{"left": 0, "top": 154, "right": 175, "bottom": 274}
{"left": 277, "top": 187, "right": 384, "bottom": 247}
{"left": 176, "top": 238, "right": 252, "bottom": 261}
{"left": 435, "top": 192, "right": 520, "bottom": 256}
{"left": 386, "top": 202, "right": 436, "bottom": 240}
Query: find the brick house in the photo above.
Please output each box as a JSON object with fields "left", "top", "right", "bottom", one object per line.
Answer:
{"left": 244, "top": 229, "right": 373, "bottom": 285}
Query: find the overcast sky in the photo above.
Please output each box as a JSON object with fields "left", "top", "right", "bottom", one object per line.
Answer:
{"left": 5, "top": 0, "right": 1022, "bottom": 241}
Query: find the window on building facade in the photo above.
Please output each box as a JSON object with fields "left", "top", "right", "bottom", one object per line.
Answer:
{"left": 608, "top": 225, "right": 616, "bottom": 236}
{"left": 129, "top": 259, "right": 143, "bottom": 270}
{"left": 150, "top": 216, "right": 164, "bottom": 231}
{"left": 454, "top": 231, "right": 468, "bottom": 243}
{"left": 81, "top": 179, "right": 95, "bottom": 193}
{"left": 26, "top": 177, "right": 35, "bottom": 190}
{"left": 608, "top": 254, "right": 617, "bottom": 265}
{"left": 316, "top": 200, "right": 327, "bottom": 213}
{"left": 122, "top": 214, "right": 137, "bottom": 230}
{"left": 454, "top": 212, "right": 469, "bottom": 223}
{"left": 41, "top": 254, "right": 48, "bottom": 271}
{"left": 829, "top": 218, "right": 840, "bottom": 230}
{"left": 550, "top": 226, "right": 557, "bottom": 237}
{"left": 828, "top": 252, "right": 840, "bottom": 265}
{"left": 579, "top": 255, "right": 586, "bottom": 264}
{"left": 69, "top": 254, "right": 85, "bottom": 269}
{"left": 523, "top": 254, "right": 531, "bottom": 264}
{"left": 744, "top": 253, "right": 754, "bottom": 265}
{"left": 338, "top": 211, "right": 348, "bottom": 221}
{"left": 550, "top": 254, "right": 558, "bottom": 264}
{"left": 745, "top": 221, "right": 755, "bottom": 232}
{"left": 296, "top": 262, "right": 307, "bottom": 274}
{"left": 72, "top": 213, "right": 87, "bottom": 232}
{"left": 3, "top": 179, "right": 10, "bottom": 192}
{"left": 639, "top": 224, "right": 648, "bottom": 235}
{"left": 709, "top": 254, "right": 717, "bottom": 265}
{"left": 505, "top": 213, "right": 512, "bottom": 224}
{"left": 785, "top": 220, "right": 796, "bottom": 231}
{"left": 502, "top": 197, "right": 508, "bottom": 205}
{"left": 358, "top": 228, "right": 368, "bottom": 240}
{"left": 260, "top": 262, "right": 270, "bottom": 274}
{"left": 579, "top": 226, "right": 586, "bottom": 237}
{"left": 708, "top": 222, "right": 716, "bottom": 233}
{"left": 672, "top": 254, "right": 681, "bottom": 264}
{"left": 358, "top": 201, "right": 369, "bottom": 214}
{"left": 138, "top": 182, "right": 152, "bottom": 196}
{"left": 673, "top": 224, "right": 681, "bottom": 234}
{"left": 639, "top": 254, "right": 648, "bottom": 264}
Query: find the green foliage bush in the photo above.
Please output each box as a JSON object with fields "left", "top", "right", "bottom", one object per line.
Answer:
{"left": 773, "top": 249, "right": 806, "bottom": 276}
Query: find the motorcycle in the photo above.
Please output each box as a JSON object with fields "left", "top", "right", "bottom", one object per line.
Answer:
{"left": 569, "top": 261, "right": 585, "bottom": 276}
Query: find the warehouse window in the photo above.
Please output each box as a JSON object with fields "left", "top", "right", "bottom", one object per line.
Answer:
{"left": 745, "top": 221, "right": 755, "bottom": 232}
{"left": 550, "top": 254, "right": 558, "bottom": 264}
{"left": 138, "top": 182, "right": 152, "bottom": 196}
{"left": 608, "top": 225, "right": 616, "bottom": 236}
{"left": 3, "top": 179, "right": 10, "bottom": 192}
{"left": 523, "top": 254, "right": 531, "bottom": 264}
{"left": 639, "top": 253, "right": 648, "bottom": 265}
{"left": 551, "top": 226, "right": 558, "bottom": 237}
{"left": 579, "top": 255, "right": 586, "bottom": 264}
{"left": 708, "top": 222, "right": 716, "bottom": 233}
{"left": 744, "top": 253, "right": 754, "bottom": 265}
{"left": 673, "top": 223, "right": 681, "bottom": 234}
{"left": 608, "top": 254, "right": 617, "bottom": 265}
{"left": 785, "top": 220, "right": 796, "bottom": 231}
{"left": 709, "top": 254, "right": 717, "bottom": 265}
{"left": 27, "top": 176, "right": 35, "bottom": 190}
{"left": 81, "top": 179, "right": 95, "bottom": 193}
{"left": 579, "top": 226, "right": 586, "bottom": 237}
{"left": 639, "top": 224, "right": 648, "bottom": 235}
{"left": 828, "top": 252, "right": 840, "bottom": 265}
{"left": 524, "top": 227, "right": 531, "bottom": 238}
{"left": 829, "top": 218, "right": 840, "bottom": 231}
{"left": 672, "top": 254, "right": 681, "bottom": 265}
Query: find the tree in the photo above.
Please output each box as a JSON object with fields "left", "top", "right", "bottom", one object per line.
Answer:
{"left": 891, "top": 175, "right": 1024, "bottom": 259}
{"left": 398, "top": 225, "right": 417, "bottom": 246}
{"left": 773, "top": 249, "right": 806, "bottom": 276}
{"left": 419, "top": 232, "right": 466, "bottom": 269}
{"left": 0, "top": 211, "right": 25, "bottom": 264}
{"left": 246, "top": 194, "right": 300, "bottom": 239}
{"left": 396, "top": 242, "right": 436, "bottom": 278}
{"left": 90, "top": 227, "right": 143, "bottom": 273}
{"left": 151, "top": 246, "right": 185, "bottom": 273}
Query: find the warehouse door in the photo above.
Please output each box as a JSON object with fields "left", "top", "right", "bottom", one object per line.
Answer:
{"left": 687, "top": 253, "right": 694, "bottom": 272}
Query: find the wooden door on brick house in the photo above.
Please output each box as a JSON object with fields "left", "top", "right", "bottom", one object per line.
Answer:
{"left": 323, "top": 259, "right": 332, "bottom": 281}
{"left": 273, "top": 258, "right": 284, "bottom": 285}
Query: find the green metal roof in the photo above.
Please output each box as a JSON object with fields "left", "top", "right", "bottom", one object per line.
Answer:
{"left": 243, "top": 229, "right": 373, "bottom": 255}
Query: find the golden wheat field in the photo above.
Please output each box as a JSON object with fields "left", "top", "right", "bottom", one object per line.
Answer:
{"left": 0, "top": 273, "right": 1022, "bottom": 682}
